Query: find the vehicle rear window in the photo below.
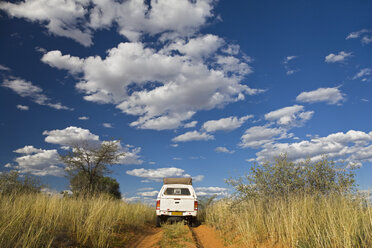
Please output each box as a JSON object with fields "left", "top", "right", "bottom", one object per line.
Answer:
{"left": 164, "top": 187, "right": 191, "bottom": 195}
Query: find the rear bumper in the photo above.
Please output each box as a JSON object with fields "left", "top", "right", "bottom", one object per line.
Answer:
{"left": 156, "top": 210, "right": 197, "bottom": 217}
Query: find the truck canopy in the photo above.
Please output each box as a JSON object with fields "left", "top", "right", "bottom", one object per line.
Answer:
{"left": 163, "top": 177, "right": 192, "bottom": 185}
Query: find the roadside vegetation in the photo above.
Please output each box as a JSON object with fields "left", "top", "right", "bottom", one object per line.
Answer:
{"left": 205, "top": 155, "right": 372, "bottom": 247}
{"left": 0, "top": 140, "right": 155, "bottom": 248}
{"left": 0, "top": 192, "right": 155, "bottom": 248}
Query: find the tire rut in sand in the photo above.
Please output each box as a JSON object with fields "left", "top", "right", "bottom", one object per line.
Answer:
{"left": 189, "top": 226, "right": 204, "bottom": 248}
{"left": 190, "top": 225, "right": 226, "bottom": 248}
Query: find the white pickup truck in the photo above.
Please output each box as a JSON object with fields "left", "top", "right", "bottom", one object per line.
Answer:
{"left": 156, "top": 178, "right": 198, "bottom": 227}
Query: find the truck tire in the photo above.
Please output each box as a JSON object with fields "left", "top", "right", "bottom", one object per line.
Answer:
{"left": 190, "top": 217, "right": 198, "bottom": 227}
{"left": 156, "top": 216, "right": 161, "bottom": 227}
{"left": 187, "top": 217, "right": 194, "bottom": 227}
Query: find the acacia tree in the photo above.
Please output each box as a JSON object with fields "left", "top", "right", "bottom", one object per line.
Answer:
{"left": 70, "top": 171, "right": 121, "bottom": 199}
{"left": 60, "top": 140, "right": 125, "bottom": 196}
{"left": 226, "top": 154, "right": 356, "bottom": 199}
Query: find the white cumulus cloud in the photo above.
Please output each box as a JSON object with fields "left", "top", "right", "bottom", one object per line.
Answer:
{"left": 126, "top": 167, "right": 202, "bottom": 182}
{"left": 184, "top": 121, "right": 198, "bottom": 128}
{"left": 117, "top": 145, "right": 143, "bottom": 165}
{"left": 216, "top": 55, "right": 253, "bottom": 76}
{"left": 346, "top": 29, "right": 372, "bottom": 44}
{"left": 165, "top": 34, "right": 225, "bottom": 60}
{"left": 41, "top": 39, "right": 262, "bottom": 130}
{"left": 11, "top": 147, "right": 64, "bottom": 177}
{"left": 255, "top": 130, "right": 372, "bottom": 166}
{"left": 103, "top": 123, "right": 113, "bottom": 128}
{"left": 16, "top": 105, "right": 29, "bottom": 111}
{"left": 361, "top": 36, "right": 372, "bottom": 44}
{"left": 202, "top": 115, "right": 253, "bottom": 132}
{"left": 14, "top": 145, "right": 44, "bottom": 154}
{"left": 2, "top": 78, "right": 71, "bottom": 110}
{"left": 325, "top": 51, "right": 352, "bottom": 63}
{"left": 137, "top": 187, "right": 154, "bottom": 191}
{"left": 195, "top": 186, "right": 228, "bottom": 196}
{"left": 284, "top": 56, "right": 297, "bottom": 64}
{"left": 240, "top": 125, "right": 289, "bottom": 148}
{"left": 222, "top": 44, "right": 240, "bottom": 55}
{"left": 214, "top": 146, "right": 235, "bottom": 154}
{"left": 43, "top": 126, "right": 143, "bottom": 165}
{"left": 346, "top": 29, "right": 371, "bottom": 39}
{"left": 41, "top": 50, "right": 84, "bottom": 74}
{"left": 0, "top": 64, "right": 11, "bottom": 71}
{"left": 296, "top": 87, "right": 345, "bottom": 105}
{"left": 172, "top": 131, "right": 214, "bottom": 143}
{"left": 137, "top": 190, "right": 158, "bottom": 197}
{"left": 43, "top": 126, "right": 99, "bottom": 146}
{"left": 0, "top": 0, "right": 93, "bottom": 46}
{"left": 0, "top": 0, "right": 217, "bottom": 46}
{"left": 265, "top": 105, "right": 314, "bottom": 127}
{"left": 353, "top": 68, "right": 372, "bottom": 80}
{"left": 192, "top": 175, "right": 204, "bottom": 182}
{"left": 90, "top": 0, "right": 215, "bottom": 41}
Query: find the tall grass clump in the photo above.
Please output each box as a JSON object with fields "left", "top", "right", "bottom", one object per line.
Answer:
{"left": 207, "top": 194, "right": 372, "bottom": 247}
{"left": 206, "top": 155, "right": 372, "bottom": 247}
{"left": 197, "top": 195, "right": 217, "bottom": 223}
{"left": 0, "top": 193, "right": 155, "bottom": 248}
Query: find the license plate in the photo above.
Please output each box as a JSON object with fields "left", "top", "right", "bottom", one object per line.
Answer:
{"left": 172, "top": 211, "right": 183, "bottom": 216}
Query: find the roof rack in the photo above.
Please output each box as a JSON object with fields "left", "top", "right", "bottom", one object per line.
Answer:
{"left": 163, "top": 177, "right": 192, "bottom": 185}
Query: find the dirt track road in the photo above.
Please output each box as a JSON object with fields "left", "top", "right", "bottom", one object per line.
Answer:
{"left": 127, "top": 224, "right": 226, "bottom": 248}
{"left": 190, "top": 225, "right": 226, "bottom": 248}
{"left": 126, "top": 227, "right": 163, "bottom": 248}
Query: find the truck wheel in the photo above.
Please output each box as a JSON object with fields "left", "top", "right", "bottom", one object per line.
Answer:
{"left": 187, "top": 217, "right": 194, "bottom": 227}
{"left": 156, "top": 216, "right": 162, "bottom": 227}
{"left": 191, "top": 217, "right": 198, "bottom": 227}
{"left": 187, "top": 219, "right": 192, "bottom": 227}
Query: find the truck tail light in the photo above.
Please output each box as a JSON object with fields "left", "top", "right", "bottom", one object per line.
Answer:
{"left": 194, "top": 201, "right": 198, "bottom": 211}
{"left": 156, "top": 200, "right": 160, "bottom": 210}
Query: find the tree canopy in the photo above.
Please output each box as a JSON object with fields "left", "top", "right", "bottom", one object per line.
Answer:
{"left": 60, "top": 140, "right": 125, "bottom": 197}
{"left": 70, "top": 171, "right": 121, "bottom": 199}
{"left": 226, "top": 155, "right": 356, "bottom": 199}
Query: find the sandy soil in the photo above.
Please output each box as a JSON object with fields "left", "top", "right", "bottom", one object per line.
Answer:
{"left": 191, "top": 225, "right": 226, "bottom": 248}
{"left": 126, "top": 227, "right": 163, "bottom": 248}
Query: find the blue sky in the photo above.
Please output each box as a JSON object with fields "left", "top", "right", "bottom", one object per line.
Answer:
{"left": 1, "top": 0, "right": 372, "bottom": 201}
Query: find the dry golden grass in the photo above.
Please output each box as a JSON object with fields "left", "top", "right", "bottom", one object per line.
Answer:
{"left": 206, "top": 194, "right": 372, "bottom": 248}
{"left": 159, "top": 222, "right": 193, "bottom": 248}
{"left": 0, "top": 193, "right": 155, "bottom": 248}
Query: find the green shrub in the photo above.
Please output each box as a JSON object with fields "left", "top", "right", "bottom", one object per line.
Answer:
{"left": 226, "top": 155, "right": 356, "bottom": 199}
